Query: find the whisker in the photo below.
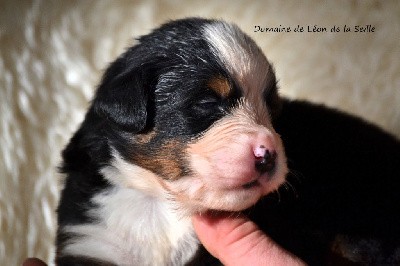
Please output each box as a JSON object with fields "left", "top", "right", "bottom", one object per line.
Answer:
{"left": 288, "top": 168, "right": 304, "bottom": 184}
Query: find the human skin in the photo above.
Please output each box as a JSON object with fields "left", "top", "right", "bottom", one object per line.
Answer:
{"left": 192, "top": 212, "right": 306, "bottom": 266}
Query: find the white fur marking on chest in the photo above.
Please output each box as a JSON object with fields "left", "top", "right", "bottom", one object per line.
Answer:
{"left": 61, "top": 154, "right": 199, "bottom": 265}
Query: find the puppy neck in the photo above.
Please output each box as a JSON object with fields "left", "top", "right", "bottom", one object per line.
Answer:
{"left": 61, "top": 155, "right": 199, "bottom": 265}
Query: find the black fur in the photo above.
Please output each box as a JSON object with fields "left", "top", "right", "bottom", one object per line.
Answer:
{"left": 57, "top": 18, "right": 400, "bottom": 265}
{"left": 253, "top": 99, "right": 400, "bottom": 265}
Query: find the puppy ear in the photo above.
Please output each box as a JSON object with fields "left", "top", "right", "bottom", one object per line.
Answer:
{"left": 93, "top": 56, "right": 153, "bottom": 132}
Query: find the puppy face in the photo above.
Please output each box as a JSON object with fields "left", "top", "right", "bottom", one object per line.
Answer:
{"left": 95, "top": 18, "right": 287, "bottom": 213}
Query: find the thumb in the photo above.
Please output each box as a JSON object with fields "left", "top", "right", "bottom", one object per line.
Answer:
{"left": 22, "top": 258, "right": 47, "bottom": 266}
{"left": 192, "top": 212, "right": 305, "bottom": 266}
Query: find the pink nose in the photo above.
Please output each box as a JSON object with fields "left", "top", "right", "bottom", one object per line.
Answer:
{"left": 253, "top": 137, "right": 277, "bottom": 174}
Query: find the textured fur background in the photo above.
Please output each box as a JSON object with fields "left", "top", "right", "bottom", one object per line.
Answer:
{"left": 1, "top": 1, "right": 399, "bottom": 265}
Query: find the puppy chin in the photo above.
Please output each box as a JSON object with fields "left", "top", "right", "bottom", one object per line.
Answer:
{"left": 204, "top": 174, "right": 286, "bottom": 212}
{"left": 166, "top": 162, "right": 287, "bottom": 213}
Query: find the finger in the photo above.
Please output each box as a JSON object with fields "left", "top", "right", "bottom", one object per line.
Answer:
{"left": 22, "top": 258, "right": 48, "bottom": 266}
{"left": 192, "top": 212, "right": 305, "bottom": 266}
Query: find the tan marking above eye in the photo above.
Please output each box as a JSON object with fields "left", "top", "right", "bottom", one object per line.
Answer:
{"left": 207, "top": 76, "right": 231, "bottom": 98}
{"left": 134, "top": 130, "right": 156, "bottom": 144}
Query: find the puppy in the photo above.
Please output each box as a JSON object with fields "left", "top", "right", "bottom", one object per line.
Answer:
{"left": 56, "top": 18, "right": 287, "bottom": 265}
{"left": 57, "top": 18, "right": 400, "bottom": 265}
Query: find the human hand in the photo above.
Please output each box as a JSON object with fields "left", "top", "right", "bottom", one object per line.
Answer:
{"left": 192, "top": 212, "right": 306, "bottom": 266}
{"left": 22, "top": 258, "right": 47, "bottom": 266}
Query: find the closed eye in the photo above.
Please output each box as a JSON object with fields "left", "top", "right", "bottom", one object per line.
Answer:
{"left": 190, "top": 93, "right": 227, "bottom": 117}
{"left": 195, "top": 97, "right": 219, "bottom": 108}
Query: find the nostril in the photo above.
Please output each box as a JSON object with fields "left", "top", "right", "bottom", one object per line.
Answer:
{"left": 255, "top": 149, "right": 277, "bottom": 174}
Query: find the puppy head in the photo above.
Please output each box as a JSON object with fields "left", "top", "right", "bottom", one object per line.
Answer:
{"left": 94, "top": 18, "right": 287, "bottom": 213}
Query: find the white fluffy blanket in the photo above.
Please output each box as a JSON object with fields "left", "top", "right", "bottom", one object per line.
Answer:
{"left": 1, "top": 1, "right": 399, "bottom": 265}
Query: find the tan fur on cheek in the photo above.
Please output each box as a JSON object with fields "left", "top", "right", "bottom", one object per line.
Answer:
{"left": 131, "top": 139, "right": 187, "bottom": 180}
{"left": 135, "top": 130, "right": 157, "bottom": 144}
